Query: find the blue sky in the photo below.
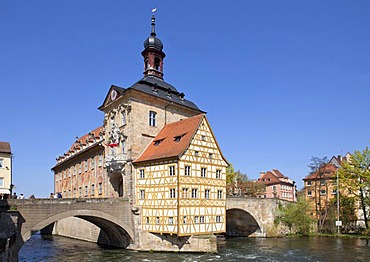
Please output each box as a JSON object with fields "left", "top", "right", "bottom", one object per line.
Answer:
{"left": 1, "top": 1, "right": 369, "bottom": 197}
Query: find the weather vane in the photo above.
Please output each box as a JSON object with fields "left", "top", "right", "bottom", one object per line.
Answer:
{"left": 152, "top": 7, "right": 157, "bottom": 13}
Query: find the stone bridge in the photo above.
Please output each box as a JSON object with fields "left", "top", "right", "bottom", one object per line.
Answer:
{"left": 0, "top": 196, "right": 285, "bottom": 259}
{"left": 0, "top": 198, "right": 133, "bottom": 252}
{"left": 226, "top": 197, "right": 285, "bottom": 237}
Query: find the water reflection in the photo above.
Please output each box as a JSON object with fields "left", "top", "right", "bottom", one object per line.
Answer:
{"left": 20, "top": 234, "right": 370, "bottom": 262}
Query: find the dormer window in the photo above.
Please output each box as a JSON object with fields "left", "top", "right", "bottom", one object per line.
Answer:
{"left": 174, "top": 134, "right": 185, "bottom": 142}
{"left": 154, "top": 139, "right": 164, "bottom": 146}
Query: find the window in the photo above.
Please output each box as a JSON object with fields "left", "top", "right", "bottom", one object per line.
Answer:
{"left": 91, "top": 158, "right": 95, "bottom": 170}
{"left": 122, "top": 110, "right": 126, "bottom": 126}
{"left": 217, "top": 190, "right": 223, "bottom": 199}
{"left": 307, "top": 181, "right": 312, "bottom": 186}
{"left": 194, "top": 216, "right": 199, "bottom": 224}
{"left": 201, "top": 168, "right": 207, "bottom": 178}
{"left": 205, "top": 189, "right": 210, "bottom": 199}
{"left": 272, "top": 185, "right": 276, "bottom": 191}
{"left": 200, "top": 216, "right": 205, "bottom": 223}
{"left": 216, "top": 215, "right": 221, "bottom": 223}
{"left": 182, "top": 188, "right": 188, "bottom": 198}
{"left": 183, "top": 216, "right": 187, "bottom": 224}
{"left": 122, "top": 139, "right": 126, "bottom": 154}
{"left": 0, "top": 159, "right": 3, "bottom": 168}
{"left": 169, "top": 188, "right": 176, "bottom": 198}
{"left": 169, "top": 217, "right": 174, "bottom": 225}
{"left": 0, "top": 177, "right": 4, "bottom": 187}
{"left": 185, "top": 166, "right": 191, "bottom": 176}
{"left": 84, "top": 186, "right": 88, "bottom": 196}
{"left": 140, "top": 190, "right": 145, "bottom": 199}
{"left": 201, "top": 135, "right": 206, "bottom": 141}
{"left": 98, "top": 183, "right": 102, "bottom": 195}
{"left": 99, "top": 154, "right": 103, "bottom": 167}
{"left": 91, "top": 184, "right": 95, "bottom": 195}
{"left": 174, "top": 135, "right": 182, "bottom": 142}
{"left": 209, "top": 153, "right": 213, "bottom": 159}
{"left": 84, "top": 160, "right": 88, "bottom": 172}
{"left": 78, "top": 164, "right": 82, "bottom": 174}
{"left": 320, "top": 189, "right": 326, "bottom": 196}
{"left": 149, "top": 111, "right": 157, "bottom": 127}
{"left": 156, "top": 217, "right": 160, "bottom": 224}
{"left": 79, "top": 187, "right": 82, "bottom": 197}
{"left": 195, "top": 151, "right": 199, "bottom": 157}
{"left": 73, "top": 188, "right": 76, "bottom": 198}
{"left": 169, "top": 166, "right": 175, "bottom": 176}
{"left": 192, "top": 188, "right": 198, "bottom": 198}
{"left": 146, "top": 217, "right": 150, "bottom": 224}
{"left": 140, "top": 169, "right": 145, "bottom": 179}
{"left": 216, "top": 170, "right": 221, "bottom": 179}
{"left": 332, "top": 189, "right": 337, "bottom": 195}
{"left": 320, "top": 180, "right": 325, "bottom": 186}
{"left": 154, "top": 57, "right": 161, "bottom": 70}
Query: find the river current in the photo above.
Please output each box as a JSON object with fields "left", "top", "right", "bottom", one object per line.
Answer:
{"left": 19, "top": 234, "right": 370, "bottom": 261}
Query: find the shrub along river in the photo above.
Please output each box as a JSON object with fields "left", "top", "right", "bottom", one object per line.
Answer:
{"left": 19, "top": 234, "right": 370, "bottom": 261}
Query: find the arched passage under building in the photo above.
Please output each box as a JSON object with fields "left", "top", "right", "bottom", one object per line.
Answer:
{"left": 20, "top": 210, "right": 133, "bottom": 250}
{"left": 226, "top": 208, "right": 261, "bottom": 237}
{"left": 110, "top": 172, "right": 124, "bottom": 197}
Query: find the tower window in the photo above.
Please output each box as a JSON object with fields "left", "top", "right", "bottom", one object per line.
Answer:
{"left": 154, "top": 57, "right": 161, "bottom": 70}
{"left": 145, "top": 59, "right": 149, "bottom": 70}
{"left": 149, "top": 111, "right": 157, "bottom": 126}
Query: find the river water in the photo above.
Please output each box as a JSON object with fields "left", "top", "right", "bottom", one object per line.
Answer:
{"left": 19, "top": 234, "right": 370, "bottom": 261}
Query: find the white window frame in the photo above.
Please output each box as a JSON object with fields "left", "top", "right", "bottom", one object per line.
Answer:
{"left": 192, "top": 188, "right": 198, "bottom": 198}
{"left": 205, "top": 189, "right": 210, "bottom": 199}
{"left": 217, "top": 190, "right": 223, "bottom": 199}
{"left": 140, "top": 190, "right": 145, "bottom": 199}
{"left": 140, "top": 169, "right": 145, "bottom": 179}
{"left": 149, "top": 111, "right": 157, "bottom": 127}
{"left": 201, "top": 167, "right": 207, "bottom": 178}
{"left": 185, "top": 166, "right": 191, "bottom": 176}
{"left": 169, "top": 217, "right": 174, "bottom": 225}
{"left": 169, "top": 188, "right": 176, "bottom": 198}
{"left": 216, "top": 169, "right": 221, "bottom": 179}
{"left": 216, "top": 215, "right": 221, "bottom": 223}
{"left": 182, "top": 188, "right": 188, "bottom": 198}
{"left": 169, "top": 166, "right": 175, "bottom": 176}
{"left": 98, "top": 183, "right": 102, "bottom": 195}
{"left": 91, "top": 184, "right": 95, "bottom": 195}
{"left": 194, "top": 216, "right": 199, "bottom": 224}
{"left": 200, "top": 216, "right": 205, "bottom": 223}
{"left": 0, "top": 177, "right": 4, "bottom": 187}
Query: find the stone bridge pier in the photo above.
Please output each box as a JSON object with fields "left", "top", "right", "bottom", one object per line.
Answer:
{"left": 226, "top": 197, "right": 285, "bottom": 237}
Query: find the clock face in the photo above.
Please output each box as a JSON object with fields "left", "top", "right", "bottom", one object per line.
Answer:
{"left": 110, "top": 90, "right": 117, "bottom": 100}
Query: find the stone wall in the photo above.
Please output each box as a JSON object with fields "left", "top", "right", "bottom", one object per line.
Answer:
{"left": 0, "top": 211, "right": 19, "bottom": 262}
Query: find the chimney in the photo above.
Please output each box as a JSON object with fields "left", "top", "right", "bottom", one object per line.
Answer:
{"left": 259, "top": 172, "right": 265, "bottom": 179}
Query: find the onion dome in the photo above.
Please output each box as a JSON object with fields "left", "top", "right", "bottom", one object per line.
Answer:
{"left": 143, "top": 14, "right": 163, "bottom": 51}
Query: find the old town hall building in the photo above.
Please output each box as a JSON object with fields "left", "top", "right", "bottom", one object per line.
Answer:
{"left": 52, "top": 14, "right": 228, "bottom": 247}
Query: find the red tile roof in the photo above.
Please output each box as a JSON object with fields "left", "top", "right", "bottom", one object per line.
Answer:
{"left": 303, "top": 163, "right": 337, "bottom": 180}
{"left": 0, "top": 142, "right": 11, "bottom": 154}
{"left": 134, "top": 114, "right": 205, "bottom": 163}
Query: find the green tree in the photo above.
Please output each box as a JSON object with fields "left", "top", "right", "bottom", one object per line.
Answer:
{"left": 226, "top": 164, "right": 235, "bottom": 185}
{"left": 274, "top": 197, "right": 314, "bottom": 235}
{"left": 339, "top": 147, "right": 370, "bottom": 229}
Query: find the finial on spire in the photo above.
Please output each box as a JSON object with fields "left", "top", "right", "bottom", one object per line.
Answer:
{"left": 151, "top": 8, "right": 157, "bottom": 36}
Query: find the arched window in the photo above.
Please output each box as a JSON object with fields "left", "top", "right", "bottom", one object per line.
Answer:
{"left": 154, "top": 57, "right": 161, "bottom": 70}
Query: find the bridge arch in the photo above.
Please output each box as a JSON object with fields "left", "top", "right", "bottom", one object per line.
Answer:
{"left": 226, "top": 208, "right": 262, "bottom": 237}
{"left": 22, "top": 209, "right": 134, "bottom": 248}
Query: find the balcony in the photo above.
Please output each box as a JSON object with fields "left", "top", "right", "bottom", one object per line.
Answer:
{"left": 104, "top": 153, "right": 129, "bottom": 175}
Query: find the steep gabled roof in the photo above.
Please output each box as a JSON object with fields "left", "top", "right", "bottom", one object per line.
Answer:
{"left": 0, "top": 142, "right": 11, "bottom": 154}
{"left": 134, "top": 114, "right": 205, "bottom": 163}
{"left": 303, "top": 163, "right": 337, "bottom": 180}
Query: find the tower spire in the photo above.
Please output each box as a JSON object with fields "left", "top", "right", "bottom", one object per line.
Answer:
{"left": 142, "top": 9, "right": 166, "bottom": 79}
